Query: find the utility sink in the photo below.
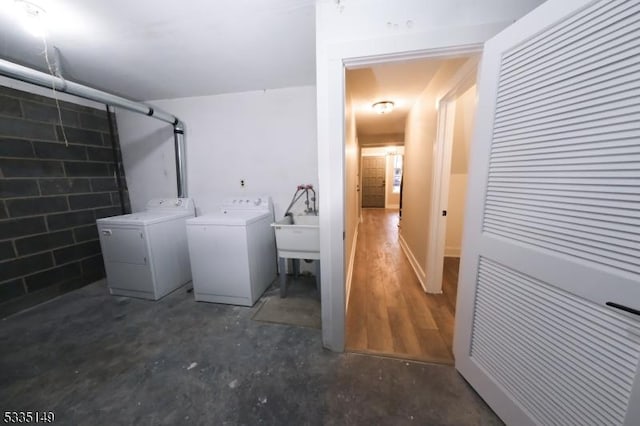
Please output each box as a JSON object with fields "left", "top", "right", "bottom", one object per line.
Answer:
{"left": 271, "top": 215, "right": 319, "bottom": 259}
{"left": 291, "top": 215, "right": 319, "bottom": 226}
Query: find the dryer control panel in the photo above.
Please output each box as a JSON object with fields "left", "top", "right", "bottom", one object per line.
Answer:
{"left": 146, "top": 198, "right": 194, "bottom": 212}
{"left": 221, "top": 196, "right": 272, "bottom": 211}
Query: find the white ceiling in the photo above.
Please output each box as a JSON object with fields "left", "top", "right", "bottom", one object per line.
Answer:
{"left": 0, "top": 0, "right": 316, "bottom": 100}
{"left": 347, "top": 57, "right": 468, "bottom": 144}
{"left": 3, "top": 0, "right": 475, "bottom": 139}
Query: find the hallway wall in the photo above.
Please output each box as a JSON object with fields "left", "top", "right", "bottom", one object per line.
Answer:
{"left": 399, "top": 60, "right": 467, "bottom": 285}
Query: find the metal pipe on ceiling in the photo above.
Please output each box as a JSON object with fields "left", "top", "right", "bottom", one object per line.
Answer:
{"left": 0, "top": 58, "right": 188, "bottom": 198}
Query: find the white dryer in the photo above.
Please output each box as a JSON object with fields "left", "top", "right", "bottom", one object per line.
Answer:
{"left": 97, "top": 198, "right": 195, "bottom": 300}
{"left": 186, "top": 196, "right": 276, "bottom": 306}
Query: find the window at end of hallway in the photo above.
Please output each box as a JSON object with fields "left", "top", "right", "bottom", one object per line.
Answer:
{"left": 393, "top": 155, "right": 403, "bottom": 193}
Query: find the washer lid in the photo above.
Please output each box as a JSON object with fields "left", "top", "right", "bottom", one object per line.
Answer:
{"left": 187, "top": 211, "right": 271, "bottom": 226}
{"left": 97, "top": 211, "right": 193, "bottom": 226}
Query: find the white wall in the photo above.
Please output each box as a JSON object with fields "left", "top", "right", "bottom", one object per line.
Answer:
{"left": 445, "top": 85, "right": 476, "bottom": 257}
{"left": 316, "top": 0, "right": 545, "bottom": 351}
{"left": 344, "top": 94, "right": 360, "bottom": 307}
{"left": 361, "top": 147, "right": 404, "bottom": 156}
{"left": 318, "top": 0, "right": 546, "bottom": 45}
{"left": 116, "top": 86, "right": 318, "bottom": 218}
{"left": 358, "top": 134, "right": 404, "bottom": 146}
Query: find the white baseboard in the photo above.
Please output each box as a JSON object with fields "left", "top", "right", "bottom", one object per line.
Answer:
{"left": 398, "top": 233, "right": 427, "bottom": 292}
{"left": 445, "top": 246, "right": 461, "bottom": 257}
{"left": 385, "top": 203, "right": 399, "bottom": 209}
{"left": 345, "top": 224, "right": 359, "bottom": 313}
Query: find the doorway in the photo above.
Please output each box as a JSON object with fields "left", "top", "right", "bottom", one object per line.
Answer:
{"left": 361, "top": 155, "right": 385, "bottom": 208}
{"left": 344, "top": 56, "right": 478, "bottom": 363}
{"left": 428, "top": 83, "right": 477, "bottom": 295}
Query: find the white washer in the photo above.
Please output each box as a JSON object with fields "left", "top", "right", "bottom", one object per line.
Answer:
{"left": 97, "top": 198, "right": 195, "bottom": 300}
{"left": 186, "top": 196, "right": 276, "bottom": 306}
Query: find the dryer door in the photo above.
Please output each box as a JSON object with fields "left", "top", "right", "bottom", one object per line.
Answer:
{"left": 98, "top": 225, "right": 147, "bottom": 265}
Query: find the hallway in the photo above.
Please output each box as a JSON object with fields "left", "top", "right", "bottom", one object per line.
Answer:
{"left": 346, "top": 209, "right": 458, "bottom": 364}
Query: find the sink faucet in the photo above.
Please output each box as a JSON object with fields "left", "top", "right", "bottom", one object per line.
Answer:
{"left": 285, "top": 184, "right": 317, "bottom": 217}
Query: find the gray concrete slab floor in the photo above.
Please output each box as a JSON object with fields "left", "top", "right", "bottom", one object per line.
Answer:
{"left": 0, "top": 280, "right": 502, "bottom": 425}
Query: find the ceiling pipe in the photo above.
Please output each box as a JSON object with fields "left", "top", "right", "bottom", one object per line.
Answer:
{"left": 0, "top": 58, "right": 188, "bottom": 198}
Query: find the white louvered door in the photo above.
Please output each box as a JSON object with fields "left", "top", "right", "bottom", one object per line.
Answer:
{"left": 454, "top": 0, "right": 640, "bottom": 425}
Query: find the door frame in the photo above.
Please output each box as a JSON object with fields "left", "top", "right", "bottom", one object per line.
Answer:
{"left": 425, "top": 58, "right": 478, "bottom": 294}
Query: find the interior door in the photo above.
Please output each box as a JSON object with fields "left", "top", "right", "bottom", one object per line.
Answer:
{"left": 361, "top": 155, "right": 386, "bottom": 207}
{"left": 454, "top": 1, "right": 640, "bottom": 425}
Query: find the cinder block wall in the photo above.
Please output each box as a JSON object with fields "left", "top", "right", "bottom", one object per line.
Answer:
{"left": 0, "top": 85, "right": 130, "bottom": 317}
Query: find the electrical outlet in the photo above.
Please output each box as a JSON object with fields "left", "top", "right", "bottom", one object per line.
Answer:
{"left": 240, "top": 179, "right": 245, "bottom": 187}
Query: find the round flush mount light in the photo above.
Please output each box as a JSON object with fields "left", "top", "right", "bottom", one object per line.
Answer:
{"left": 372, "top": 101, "right": 395, "bottom": 114}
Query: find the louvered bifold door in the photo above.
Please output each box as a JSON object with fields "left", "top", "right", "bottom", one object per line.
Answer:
{"left": 453, "top": 0, "right": 640, "bottom": 425}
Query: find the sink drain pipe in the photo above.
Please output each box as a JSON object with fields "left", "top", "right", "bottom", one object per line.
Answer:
{"left": 0, "top": 58, "right": 188, "bottom": 198}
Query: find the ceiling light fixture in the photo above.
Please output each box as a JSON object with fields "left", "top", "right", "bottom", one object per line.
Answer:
{"left": 372, "top": 101, "right": 394, "bottom": 114}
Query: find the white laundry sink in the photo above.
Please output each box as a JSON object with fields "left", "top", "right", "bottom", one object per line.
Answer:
{"left": 291, "top": 214, "right": 319, "bottom": 226}
{"left": 271, "top": 215, "right": 319, "bottom": 259}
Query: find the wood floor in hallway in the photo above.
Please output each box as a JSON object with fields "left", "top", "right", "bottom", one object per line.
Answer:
{"left": 346, "top": 208, "right": 459, "bottom": 364}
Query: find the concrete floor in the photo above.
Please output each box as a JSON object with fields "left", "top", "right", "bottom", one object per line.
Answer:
{"left": 0, "top": 280, "right": 502, "bottom": 425}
